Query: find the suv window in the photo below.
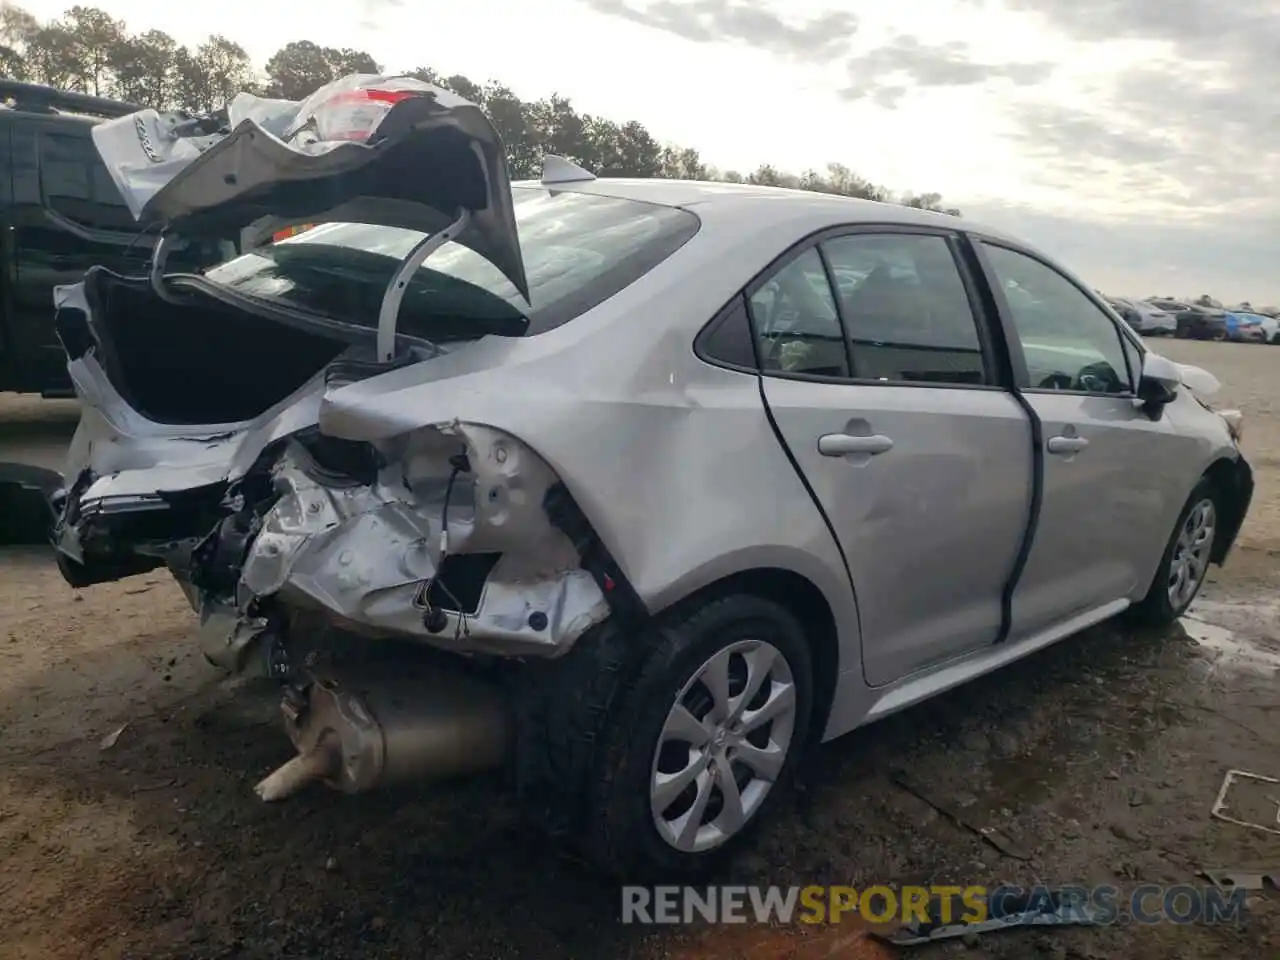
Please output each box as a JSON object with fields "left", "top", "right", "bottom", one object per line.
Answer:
{"left": 38, "top": 130, "right": 135, "bottom": 232}
{"left": 747, "top": 248, "right": 849, "bottom": 377}
{"left": 202, "top": 187, "right": 700, "bottom": 340}
{"left": 980, "top": 242, "right": 1132, "bottom": 394}
{"left": 822, "top": 233, "right": 988, "bottom": 385}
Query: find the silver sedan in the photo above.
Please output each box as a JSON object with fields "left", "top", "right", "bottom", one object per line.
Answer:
{"left": 51, "top": 85, "right": 1254, "bottom": 880}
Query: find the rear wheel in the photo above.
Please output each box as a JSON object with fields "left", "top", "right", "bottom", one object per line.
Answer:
{"left": 517, "top": 594, "right": 814, "bottom": 879}
{"left": 1130, "top": 477, "right": 1219, "bottom": 627}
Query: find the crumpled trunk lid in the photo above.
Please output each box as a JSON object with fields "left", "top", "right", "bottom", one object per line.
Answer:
{"left": 90, "top": 73, "right": 528, "bottom": 299}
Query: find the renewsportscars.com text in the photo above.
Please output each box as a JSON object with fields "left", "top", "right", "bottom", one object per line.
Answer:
{"left": 621, "top": 884, "right": 1248, "bottom": 926}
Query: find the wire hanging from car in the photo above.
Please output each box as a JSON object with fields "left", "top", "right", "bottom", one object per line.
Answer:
{"left": 420, "top": 447, "right": 473, "bottom": 638}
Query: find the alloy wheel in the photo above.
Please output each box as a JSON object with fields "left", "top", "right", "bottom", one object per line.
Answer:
{"left": 649, "top": 639, "right": 797, "bottom": 853}
{"left": 1168, "top": 498, "right": 1216, "bottom": 610}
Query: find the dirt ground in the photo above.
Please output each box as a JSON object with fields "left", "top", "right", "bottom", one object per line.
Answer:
{"left": 1, "top": 339, "right": 1277, "bottom": 960}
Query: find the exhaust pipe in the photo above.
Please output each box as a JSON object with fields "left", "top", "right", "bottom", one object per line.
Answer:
{"left": 255, "top": 660, "right": 511, "bottom": 802}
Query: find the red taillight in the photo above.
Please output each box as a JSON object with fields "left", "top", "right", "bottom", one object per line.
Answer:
{"left": 272, "top": 223, "right": 316, "bottom": 242}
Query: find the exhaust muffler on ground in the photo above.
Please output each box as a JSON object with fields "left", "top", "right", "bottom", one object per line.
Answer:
{"left": 255, "top": 660, "right": 511, "bottom": 802}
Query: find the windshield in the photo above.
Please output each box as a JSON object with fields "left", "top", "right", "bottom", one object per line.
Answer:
{"left": 200, "top": 187, "right": 700, "bottom": 341}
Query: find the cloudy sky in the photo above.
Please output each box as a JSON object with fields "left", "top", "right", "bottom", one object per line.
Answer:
{"left": 26, "top": 0, "right": 1280, "bottom": 304}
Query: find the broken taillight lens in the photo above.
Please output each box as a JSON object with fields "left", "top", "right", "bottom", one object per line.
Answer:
{"left": 310, "top": 89, "right": 421, "bottom": 142}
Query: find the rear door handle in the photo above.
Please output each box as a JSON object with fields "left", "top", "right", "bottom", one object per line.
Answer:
{"left": 818, "top": 433, "right": 894, "bottom": 457}
{"left": 1046, "top": 435, "right": 1089, "bottom": 454}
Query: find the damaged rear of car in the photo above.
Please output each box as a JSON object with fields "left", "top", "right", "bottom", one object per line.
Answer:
{"left": 51, "top": 76, "right": 708, "bottom": 867}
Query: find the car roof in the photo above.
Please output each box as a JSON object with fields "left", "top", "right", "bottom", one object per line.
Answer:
{"left": 0, "top": 107, "right": 99, "bottom": 125}
{"left": 512, "top": 176, "right": 1022, "bottom": 245}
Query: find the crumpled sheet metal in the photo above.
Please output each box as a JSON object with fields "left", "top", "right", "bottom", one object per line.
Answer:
{"left": 88, "top": 72, "right": 528, "bottom": 299}
{"left": 233, "top": 426, "right": 609, "bottom": 658}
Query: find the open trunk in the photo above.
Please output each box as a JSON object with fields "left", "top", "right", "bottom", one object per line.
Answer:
{"left": 59, "top": 267, "right": 349, "bottom": 425}
{"left": 50, "top": 73, "right": 533, "bottom": 587}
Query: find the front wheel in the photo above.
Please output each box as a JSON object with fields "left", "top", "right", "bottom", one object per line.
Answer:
{"left": 1129, "top": 478, "right": 1220, "bottom": 627}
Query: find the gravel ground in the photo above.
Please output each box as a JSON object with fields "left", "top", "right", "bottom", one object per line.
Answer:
{"left": 1, "top": 338, "right": 1277, "bottom": 960}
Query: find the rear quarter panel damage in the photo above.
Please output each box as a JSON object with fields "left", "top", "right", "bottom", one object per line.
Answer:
{"left": 307, "top": 308, "right": 861, "bottom": 708}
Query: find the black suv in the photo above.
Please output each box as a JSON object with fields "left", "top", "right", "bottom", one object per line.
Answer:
{"left": 1146, "top": 298, "right": 1228, "bottom": 341}
{"left": 0, "top": 81, "right": 218, "bottom": 396}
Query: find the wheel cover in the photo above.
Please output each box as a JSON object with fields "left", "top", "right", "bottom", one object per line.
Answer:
{"left": 1168, "top": 498, "right": 1216, "bottom": 610}
{"left": 649, "top": 638, "right": 798, "bottom": 854}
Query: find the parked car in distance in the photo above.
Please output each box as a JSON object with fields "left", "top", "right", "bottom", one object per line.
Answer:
{"left": 48, "top": 82, "right": 1256, "bottom": 879}
{"left": 1106, "top": 296, "right": 1176, "bottom": 336}
{"left": 1228, "top": 311, "right": 1280, "bottom": 344}
{"left": 1224, "top": 311, "right": 1269, "bottom": 343}
{"left": 0, "top": 81, "right": 223, "bottom": 396}
{"left": 1146, "top": 299, "right": 1228, "bottom": 340}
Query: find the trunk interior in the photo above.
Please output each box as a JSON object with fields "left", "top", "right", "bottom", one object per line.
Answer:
{"left": 62, "top": 269, "right": 349, "bottom": 425}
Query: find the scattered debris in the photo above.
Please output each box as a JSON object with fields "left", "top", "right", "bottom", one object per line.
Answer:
{"left": 890, "top": 771, "right": 1031, "bottom": 860}
{"left": 99, "top": 722, "right": 129, "bottom": 750}
{"left": 1198, "top": 869, "right": 1280, "bottom": 891}
{"left": 872, "top": 888, "right": 1102, "bottom": 947}
{"left": 124, "top": 585, "right": 153, "bottom": 595}
{"left": 1210, "top": 769, "right": 1280, "bottom": 836}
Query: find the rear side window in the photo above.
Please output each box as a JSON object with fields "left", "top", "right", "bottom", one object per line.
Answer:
{"left": 38, "top": 130, "right": 135, "bottom": 232}
{"left": 748, "top": 248, "right": 849, "bottom": 377}
{"left": 822, "top": 233, "right": 988, "bottom": 385}
{"left": 203, "top": 187, "right": 700, "bottom": 340}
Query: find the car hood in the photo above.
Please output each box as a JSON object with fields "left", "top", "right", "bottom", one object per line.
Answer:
{"left": 90, "top": 73, "right": 529, "bottom": 300}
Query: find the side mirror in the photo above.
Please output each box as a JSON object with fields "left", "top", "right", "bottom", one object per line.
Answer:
{"left": 1137, "top": 352, "right": 1180, "bottom": 416}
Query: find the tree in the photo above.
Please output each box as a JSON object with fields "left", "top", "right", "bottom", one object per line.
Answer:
{"left": 109, "top": 28, "right": 181, "bottom": 107}
{"left": 480, "top": 82, "right": 538, "bottom": 178}
{"left": 0, "top": 3, "right": 960, "bottom": 216}
{"left": 24, "top": 21, "right": 77, "bottom": 88}
{"left": 63, "top": 5, "right": 123, "bottom": 96}
{"left": 658, "top": 146, "right": 708, "bottom": 180}
{"left": 441, "top": 73, "right": 481, "bottom": 102}
{"left": 901, "top": 191, "right": 962, "bottom": 216}
{"left": 175, "top": 35, "right": 254, "bottom": 113}
{"left": 0, "top": 3, "right": 36, "bottom": 79}
{"left": 263, "top": 40, "right": 379, "bottom": 99}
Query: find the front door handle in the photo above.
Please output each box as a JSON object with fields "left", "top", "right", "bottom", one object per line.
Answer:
{"left": 818, "top": 433, "right": 894, "bottom": 457}
{"left": 1046, "top": 435, "right": 1090, "bottom": 454}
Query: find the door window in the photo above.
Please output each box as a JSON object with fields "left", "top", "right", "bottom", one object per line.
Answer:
{"left": 748, "top": 247, "right": 850, "bottom": 377}
{"left": 981, "top": 243, "right": 1133, "bottom": 394}
{"left": 38, "top": 130, "right": 136, "bottom": 232}
{"left": 821, "top": 233, "right": 988, "bottom": 385}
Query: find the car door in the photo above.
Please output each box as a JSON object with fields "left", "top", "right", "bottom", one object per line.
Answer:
{"left": 9, "top": 120, "right": 155, "bottom": 390}
{"left": 972, "top": 240, "right": 1203, "bottom": 639}
{"left": 752, "top": 228, "right": 1033, "bottom": 686}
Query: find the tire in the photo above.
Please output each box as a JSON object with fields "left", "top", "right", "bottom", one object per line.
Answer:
{"left": 1129, "top": 477, "right": 1220, "bottom": 627}
{"left": 0, "top": 483, "right": 53, "bottom": 546}
{"left": 516, "top": 594, "right": 814, "bottom": 880}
